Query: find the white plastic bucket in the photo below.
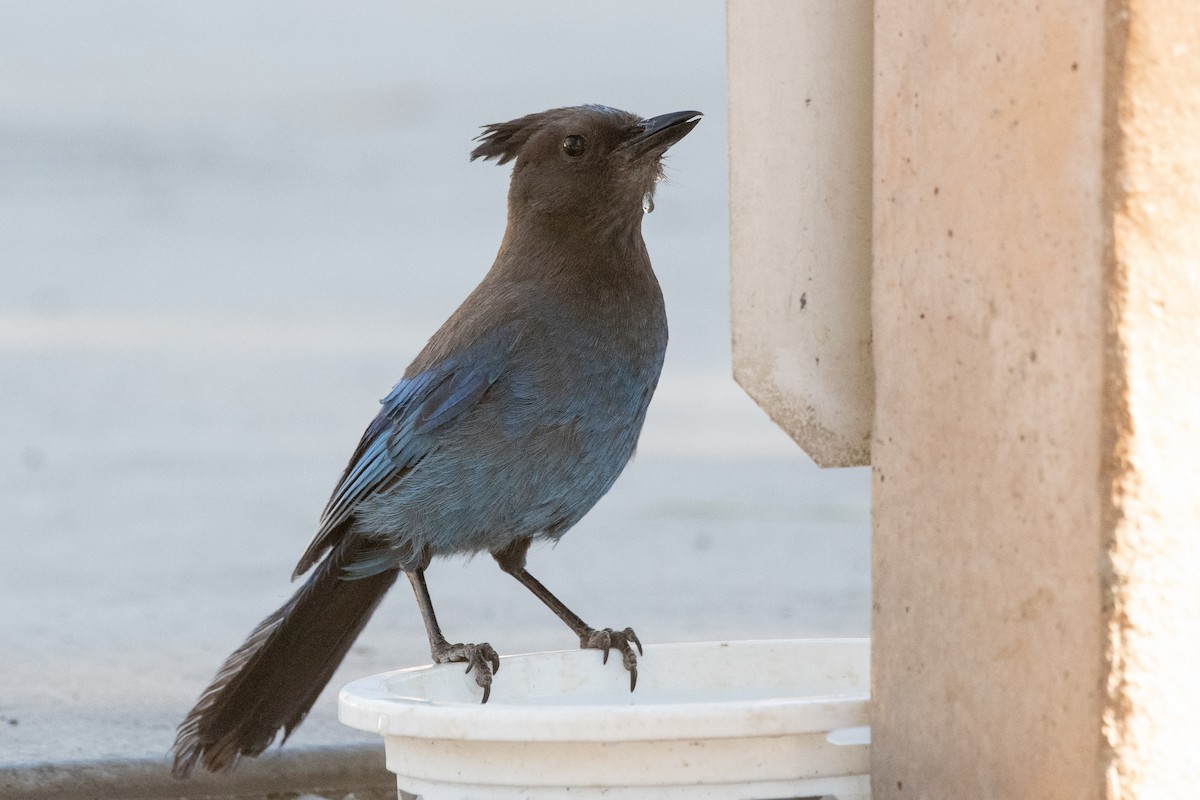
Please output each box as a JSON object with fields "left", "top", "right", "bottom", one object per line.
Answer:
{"left": 339, "top": 638, "right": 870, "bottom": 800}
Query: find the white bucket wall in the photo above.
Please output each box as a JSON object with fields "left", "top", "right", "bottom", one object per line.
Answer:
{"left": 340, "top": 639, "right": 870, "bottom": 800}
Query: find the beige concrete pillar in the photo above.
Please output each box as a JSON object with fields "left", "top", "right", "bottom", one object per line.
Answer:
{"left": 727, "top": 0, "right": 1199, "bottom": 794}
{"left": 727, "top": 1, "right": 875, "bottom": 468}
{"left": 871, "top": 1, "right": 1200, "bottom": 798}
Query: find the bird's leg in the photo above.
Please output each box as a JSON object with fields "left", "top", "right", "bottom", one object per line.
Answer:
{"left": 493, "top": 538, "right": 643, "bottom": 691}
{"left": 405, "top": 568, "right": 499, "bottom": 702}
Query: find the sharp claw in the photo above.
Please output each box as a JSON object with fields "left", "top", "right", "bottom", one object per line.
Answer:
{"left": 627, "top": 628, "right": 643, "bottom": 656}
{"left": 578, "top": 627, "right": 643, "bottom": 693}
{"left": 433, "top": 643, "right": 500, "bottom": 702}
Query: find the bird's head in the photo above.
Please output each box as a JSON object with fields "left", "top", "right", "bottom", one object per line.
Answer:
{"left": 471, "top": 105, "right": 701, "bottom": 234}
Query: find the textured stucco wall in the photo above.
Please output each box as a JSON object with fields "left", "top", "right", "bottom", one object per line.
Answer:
{"left": 869, "top": 0, "right": 1200, "bottom": 797}
{"left": 1102, "top": 0, "right": 1200, "bottom": 795}
{"left": 870, "top": 1, "right": 1109, "bottom": 796}
{"left": 727, "top": 0, "right": 1198, "bottom": 794}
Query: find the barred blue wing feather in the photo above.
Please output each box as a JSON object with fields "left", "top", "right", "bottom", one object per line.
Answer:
{"left": 291, "top": 323, "right": 522, "bottom": 579}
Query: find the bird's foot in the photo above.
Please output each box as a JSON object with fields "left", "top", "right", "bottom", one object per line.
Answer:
{"left": 579, "top": 626, "right": 643, "bottom": 692}
{"left": 432, "top": 641, "right": 500, "bottom": 703}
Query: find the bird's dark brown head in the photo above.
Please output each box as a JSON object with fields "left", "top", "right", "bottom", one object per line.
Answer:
{"left": 471, "top": 105, "right": 701, "bottom": 233}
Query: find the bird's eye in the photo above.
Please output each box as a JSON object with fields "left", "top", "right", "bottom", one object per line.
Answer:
{"left": 562, "top": 134, "right": 588, "bottom": 159}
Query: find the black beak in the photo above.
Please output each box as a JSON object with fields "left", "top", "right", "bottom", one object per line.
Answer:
{"left": 621, "top": 110, "right": 703, "bottom": 157}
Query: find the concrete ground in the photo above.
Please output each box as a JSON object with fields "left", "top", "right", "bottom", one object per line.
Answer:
{"left": 0, "top": 2, "right": 870, "bottom": 795}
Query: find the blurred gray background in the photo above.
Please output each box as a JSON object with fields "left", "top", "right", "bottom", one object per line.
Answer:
{"left": 0, "top": 1, "right": 869, "bottom": 765}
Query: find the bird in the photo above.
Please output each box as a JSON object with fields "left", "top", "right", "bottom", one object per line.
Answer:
{"left": 171, "top": 104, "right": 701, "bottom": 777}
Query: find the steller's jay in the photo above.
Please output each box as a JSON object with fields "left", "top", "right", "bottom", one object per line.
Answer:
{"left": 171, "top": 104, "right": 701, "bottom": 777}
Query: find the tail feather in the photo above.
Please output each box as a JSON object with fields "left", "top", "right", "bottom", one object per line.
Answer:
{"left": 172, "top": 538, "right": 399, "bottom": 777}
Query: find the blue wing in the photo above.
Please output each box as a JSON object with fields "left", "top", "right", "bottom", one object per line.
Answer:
{"left": 291, "top": 322, "right": 522, "bottom": 578}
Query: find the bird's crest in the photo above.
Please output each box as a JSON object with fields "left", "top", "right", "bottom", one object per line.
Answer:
{"left": 470, "top": 111, "right": 546, "bottom": 165}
